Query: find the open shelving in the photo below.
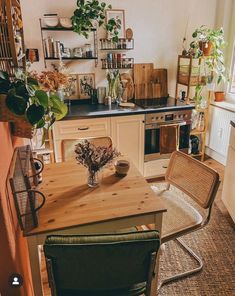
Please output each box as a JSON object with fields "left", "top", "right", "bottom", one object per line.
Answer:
{"left": 39, "top": 19, "right": 98, "bottom": 67}
{"left": 175, "top": 55, "right": 211, "bottom": 161}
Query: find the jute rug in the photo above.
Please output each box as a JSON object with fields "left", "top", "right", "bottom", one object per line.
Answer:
{"left": 151, "top": 183, "right": 235, "bottom": 296}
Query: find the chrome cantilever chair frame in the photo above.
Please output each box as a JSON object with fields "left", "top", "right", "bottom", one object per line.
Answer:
{"left": 150, "top": 151, "right": 220, "bottom": 291}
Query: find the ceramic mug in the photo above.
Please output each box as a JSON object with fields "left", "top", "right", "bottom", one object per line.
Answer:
{"left": 115, "top": 160, "right": 130, "bottom": 176}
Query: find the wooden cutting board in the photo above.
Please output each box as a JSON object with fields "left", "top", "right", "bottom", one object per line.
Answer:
{"left": 120, "top": 73, "right": 134, "bottom": 101}
{"left": 134, "top": 63, "right": 154, "bottom": 99}
{"left": 151, "top": 69, "right": 168, "bottom": 97}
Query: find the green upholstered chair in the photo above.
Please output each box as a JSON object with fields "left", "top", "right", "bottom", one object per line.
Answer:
{"left": 44, "top": 230, "right": 160, "bottom": 296}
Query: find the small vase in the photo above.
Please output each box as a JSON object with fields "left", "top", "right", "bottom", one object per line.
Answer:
{"left": 87, "top": 170, "right": 99, "bottom": 187}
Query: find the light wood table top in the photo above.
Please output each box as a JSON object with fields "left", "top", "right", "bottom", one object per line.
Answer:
{"left": 26, "top": 161, "right": 166, "bottom": 236}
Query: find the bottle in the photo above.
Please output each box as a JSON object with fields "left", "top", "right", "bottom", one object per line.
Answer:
{"left": 197, "top": 112, "right": 205, "bottom": 132}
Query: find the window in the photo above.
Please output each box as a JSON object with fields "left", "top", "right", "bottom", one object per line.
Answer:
{"left": 229, "top": 46, "right": 235, "bottom": 94}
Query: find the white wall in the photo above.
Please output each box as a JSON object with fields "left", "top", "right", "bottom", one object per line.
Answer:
{"left": 20, "top": 0, "right": 217, "bottom": 97}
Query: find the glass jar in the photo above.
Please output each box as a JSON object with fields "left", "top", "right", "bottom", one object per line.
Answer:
{"left": 87, "top": 170, "right": 99, "bottom": 187}
{"left": 197, "top": 112, "right": 205, "bottom": 132}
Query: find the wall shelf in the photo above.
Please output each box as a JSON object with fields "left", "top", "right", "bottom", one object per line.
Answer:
{"left": 45, "top": 57, "right": 98, "bottom": 60}
{"left": 41, "top": 27, "right": 96, "bottom": 32}
{"left": 39, "top": 19, "right": 98, "bottom": 67}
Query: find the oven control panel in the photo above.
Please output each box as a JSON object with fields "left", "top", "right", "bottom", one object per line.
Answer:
{"left": 145, "top": 109, "right": 192, "bottom": 125}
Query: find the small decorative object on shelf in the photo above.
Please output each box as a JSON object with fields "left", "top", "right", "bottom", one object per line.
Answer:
{"left": 126, "top": 28, "right": 133, "bottom": 40}
{"left": 190, "top": 135, "right": 200, "bottom": 155}
{"left": 196, "top": 112, "right": 205, "bottom": 132}
{"left": 75, "top": 140, "right": 120, "bottom": 187}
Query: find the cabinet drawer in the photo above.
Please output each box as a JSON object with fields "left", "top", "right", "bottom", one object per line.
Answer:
{"left": 144, "top": 159, "right": 169, "bottom": 178}
{"left": 53, "top": 118, "right": 111, "bottom": 140}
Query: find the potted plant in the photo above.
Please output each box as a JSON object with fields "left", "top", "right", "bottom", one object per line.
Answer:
{"left": 71, "top": 0, "right": 121, "bottom": 42}
{"left": 0, "top": 69, "right": 68, "bottom": 139}
{"left": 189, "top": 26, "right": 228, "bottom": 103}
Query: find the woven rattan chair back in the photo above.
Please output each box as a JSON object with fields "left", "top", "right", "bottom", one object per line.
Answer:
{"left": 165, "top": 151, "right": 220, "bottom": 209}
{"left": 61, "top": 136, "right": 112, "bottom": 162}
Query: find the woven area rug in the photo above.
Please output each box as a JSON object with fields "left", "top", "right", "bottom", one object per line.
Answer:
{"left": 151, "top": 183, "right": 235, "bottom": 296}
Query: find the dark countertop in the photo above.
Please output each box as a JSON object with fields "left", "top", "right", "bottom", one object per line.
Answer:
{"left": 64, "top": 98, "right": 195, "bottom": 120}
{"left": 231, "top": 120, "right": 235, "bottom": 128}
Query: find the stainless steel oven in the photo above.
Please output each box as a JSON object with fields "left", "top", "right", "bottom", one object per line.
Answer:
{"left": 144, "top": 109, "right": 192, "bottom": 161}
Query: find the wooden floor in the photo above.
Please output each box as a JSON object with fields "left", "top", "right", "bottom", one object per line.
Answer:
{"left": 40, "top": 156, "right": 233, "bottom": 296}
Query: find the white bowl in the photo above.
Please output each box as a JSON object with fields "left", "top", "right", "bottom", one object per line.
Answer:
{"left": 43, "top": 14, "right": 59, "bottom": 28}
{"left": 60, "top": 17, "right": 72, "bottom": 29}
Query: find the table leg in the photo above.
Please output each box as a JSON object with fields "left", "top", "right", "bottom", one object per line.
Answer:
{"left": 150, "top": 212, "right": 163, "bottom": 296}
{"left": 27, "top": 236, "right": 43, "bottom": 296}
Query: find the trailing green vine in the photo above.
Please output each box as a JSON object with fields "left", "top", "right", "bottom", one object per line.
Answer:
{"left": 71, "top": 0, "right": 121, "bottom": 42}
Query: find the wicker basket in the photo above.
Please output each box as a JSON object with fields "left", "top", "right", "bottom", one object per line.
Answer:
{"left": 178, "top": 74, "right": 199, "bottom": 86}
{"left": 0, "top": 94, "right": 18, "bottom": 122}
{"left": 11, "top": 119, "right": 34, "bottom": 139}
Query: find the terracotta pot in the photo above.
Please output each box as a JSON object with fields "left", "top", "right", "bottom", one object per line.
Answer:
{"left": 214, "top": 91, "right": 225, "bottom": 102}
{"left": 199, "top": 41, "right": 213, "bottom": 56}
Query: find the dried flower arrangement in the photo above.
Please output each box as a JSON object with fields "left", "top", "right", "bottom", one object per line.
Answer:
{"left": 32, "top": 70, "right": 69, "bottom": 92}
{"left": 75, "top": 140, "right": 120, "bottom": 187}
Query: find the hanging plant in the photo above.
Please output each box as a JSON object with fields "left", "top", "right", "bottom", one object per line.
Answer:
{"left": 71, "top": 0, "right": 121, "bottom": 42}
{"left": 0, "top": 69, "right": 68, "bottom": 140}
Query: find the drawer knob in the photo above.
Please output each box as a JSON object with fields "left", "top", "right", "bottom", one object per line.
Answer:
{"left": 162, "top": 165, "right": 168, "bottom": 169}
{"left": 78, "top": 127, "right": 89, "bottom": 131}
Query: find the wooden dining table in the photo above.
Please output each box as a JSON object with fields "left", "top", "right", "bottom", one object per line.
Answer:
{"left": 25, "top": 160, "right": 167, "bottom": 296}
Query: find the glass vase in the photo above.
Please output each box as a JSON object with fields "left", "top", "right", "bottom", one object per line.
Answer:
{"left": 87, "top": 170, "right": 99, "bottom": 187}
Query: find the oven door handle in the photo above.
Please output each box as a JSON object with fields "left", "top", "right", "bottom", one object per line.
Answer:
{"left": 145, "top": 121, "right": 187, "bottom": 129}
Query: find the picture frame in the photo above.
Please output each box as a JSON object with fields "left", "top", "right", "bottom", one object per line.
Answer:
{"left": 64, "top": 74, "right": 79, "bottom": 100}
{"left": 77, "top": 73, "right": 95, "bottom": 99}
{"left": 106, "top": 9, "right": 125, "bottom": 39}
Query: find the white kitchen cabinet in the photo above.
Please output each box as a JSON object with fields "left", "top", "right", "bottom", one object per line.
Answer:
{"left": 111, "top": 115, "right": 145, "bottom": 174}
{"left": 207, "top": 105, "right": 235, "bottom": 164}
{"left": 222, "top": 123, "right": 235, "bottom": 222}
{"left": 53, "top": 117, "right": 111, "bottom": 162}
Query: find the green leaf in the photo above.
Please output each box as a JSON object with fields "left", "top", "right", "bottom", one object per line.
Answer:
{"left": 0, "top": 71, "right": 9, "bottom": 80}
{"left": 6, "top": 93, "right": 27, "bottom": 115}
{"left": 35, "top": 90, "right": 49, "bottom": 108}
{"left": 36, "top": 118, "right": 45, "bottom": 128}
{"left": 192, "top": 32, "right": 197, "bottom": 38}
{"left": 28, "top": 77, "right": 39, "bottom": 86}
{"left": 26, "top": 104, "right": 45, "bottom": 125}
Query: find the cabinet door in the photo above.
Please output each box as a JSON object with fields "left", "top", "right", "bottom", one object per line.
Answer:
{"left": 222, "top": 145, "right": 235, "bottom": 222}
{"left": 53, "top": 118, "right": 111, "bottom": 162}
{"left": 207, "top": 106, "right": 235, "bottom": 157}
{"left": 111, "top": 115, "right": 144, "bottom": 174}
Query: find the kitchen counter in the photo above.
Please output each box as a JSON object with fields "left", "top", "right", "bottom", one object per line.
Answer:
{"left": 231, "top": 120, "right": 235, "bottom": 128}
{"left": 64, "top": 98, "right": 194, "bottom": 120}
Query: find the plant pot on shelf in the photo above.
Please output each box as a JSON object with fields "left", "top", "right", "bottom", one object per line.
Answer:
{"left": 199, "top": 41, "right": 213, "bottom": 56}
{"left": 214, "top": 91, "right": 225, "bottom": 102}
{"left": 11, "top": 118, "right": 34, "bottom": 139}
{"left": 0, "top": 94, "right": 18, "bottom": 122}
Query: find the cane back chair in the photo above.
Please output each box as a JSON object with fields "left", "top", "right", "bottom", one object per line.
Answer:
{"left": 148, "top": 151, "right": 220, "bottom": 290}
{"left": 61, "top": 136, "right": 112, "bottom": 162}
